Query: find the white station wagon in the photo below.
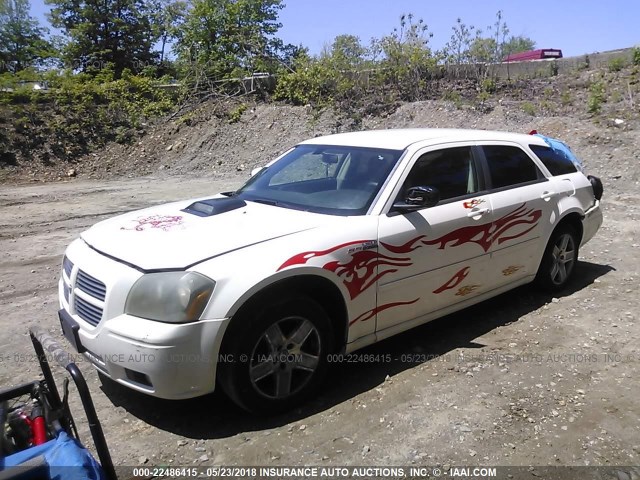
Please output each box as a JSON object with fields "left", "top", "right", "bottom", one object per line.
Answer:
{"left": 59, "top": 129, "right": 603, "bottom": 413}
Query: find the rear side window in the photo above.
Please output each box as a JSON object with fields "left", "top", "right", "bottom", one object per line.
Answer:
{"left": 529, "top": 144, "right": 578, "bottom": 175}
{"left": 482, "top": 145, "right": 541, "bottom": 189}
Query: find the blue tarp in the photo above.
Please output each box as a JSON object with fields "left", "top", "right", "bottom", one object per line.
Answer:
{"left": 1, "top": 431, "right": 105, "bottom": 479}
{"left": 534, "top": 133, "right": 585, "bottom": 172}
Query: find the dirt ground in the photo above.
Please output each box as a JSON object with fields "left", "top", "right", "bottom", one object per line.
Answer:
{"left": 1, "top": 99, "right": 639, "bottom": 478}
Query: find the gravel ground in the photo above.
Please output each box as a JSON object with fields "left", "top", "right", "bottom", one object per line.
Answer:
{"left": 1, "top": 98, "right": 639, "bottom": 479}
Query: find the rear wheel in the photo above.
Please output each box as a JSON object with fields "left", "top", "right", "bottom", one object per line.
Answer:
{"left": 218, "top": 296, "right": 333, "bottom": 414}
{"left": 535, "top": 225, "right": 579, "bottom": 292}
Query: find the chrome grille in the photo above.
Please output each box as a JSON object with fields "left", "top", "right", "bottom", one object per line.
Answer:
{"left": 63, "top": 256, "right": 73, "bottom": 278}
{"left": 75, "top": 296, "right": 103, "bottom": 326}
{"left": 76, "top": 270, "right": 106, "bottom": 301}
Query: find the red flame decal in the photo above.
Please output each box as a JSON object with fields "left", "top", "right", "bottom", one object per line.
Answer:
{"left": 349, "top": 299, "right": 419, "bottom": 326}
{"left": 324, "top": 250, "right": 412, "bottom": 300}
{"left": 463, "top": 198, "right": 485, "bottom": 209}
{"left": 277, "top": 203, "right": 541, "bottom": 301}
{"left": 380, "top": 235, "right": 426, "bottom": 253}
{"left": 278, "top": 236, "right": 425, "bottom": 300}
{"left": 122, "top": 215, "right": 184, "bottom": 232}
{"left": 423, "top": 203, "right": 541, "bottom": 253}
{"left": 277, "top": 240, "right": 368, "bottom": 271}
{"left": 433, "top": 266, "right": 470, "bottom": 294}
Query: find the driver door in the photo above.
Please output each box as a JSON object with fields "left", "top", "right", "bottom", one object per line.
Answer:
{"left": 375, "top": 145, "right": 493, "bottom": 333}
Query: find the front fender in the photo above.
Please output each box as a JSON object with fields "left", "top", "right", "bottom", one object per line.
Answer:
{"left": 193, "top": 218, "right": 380, "bottom": 343}
{"left": 223, "top": 266, "right": 352, "bottom": 319}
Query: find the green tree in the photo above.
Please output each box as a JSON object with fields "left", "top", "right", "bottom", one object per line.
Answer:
{"left": 375, "top": 13, "right": 437, "bottom": 100}
{"left": 468, "top": 37, "right": 497, "bottom": 64}
{"left": 444, "top": 18, "right": 476, "bottom": 64}
{"left": 175, "top": 0, "right": 285, "bottom": 80}
{"left": 0, "top": 0, "right": 52, "bottom": 73}
{"left": 489, "top": 10, "right": 509, "bottom": 62}
{"left": 46, "top": 0, "right": 158, "bottom": 77}
{"left": 444, "top": 11, "right": 536, "bottom": 64}
{"left": 149, "top": 0, "right": 187, "bottom": 63}
{"left": 502, "top": 35, "right": 536, "bottom": 57}
{"left": 270, "top": 40, "right": 306, "bottom": 71}
{"left": 329, "top": 34, "right": 367, "bottom": 69}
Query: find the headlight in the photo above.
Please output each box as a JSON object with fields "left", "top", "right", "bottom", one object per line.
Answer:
{"left": 125, "top": 272, "right": 215, "bottom": 323}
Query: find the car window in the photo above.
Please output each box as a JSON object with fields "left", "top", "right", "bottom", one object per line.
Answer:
{"left": 529, "top": 144, "right": 578, "bottom": 176}
{"left": 269, "top": 150, "right": 341, "bottom": 186}
{"left": 236, "top": 144, "right": 403, "bottom": 216}
{"left": 482, "top": 145, "right": 542, "bottom": 189}
{"left": 403, "top": 146, "right": 478, "bottom": 201}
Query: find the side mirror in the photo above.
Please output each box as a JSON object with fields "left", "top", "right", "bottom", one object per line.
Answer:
{"left": 393, "top": 186, "right": 440, "bottom": 212}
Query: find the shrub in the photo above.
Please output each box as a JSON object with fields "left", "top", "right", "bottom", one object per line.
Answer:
{"left": 1, "top": 69, "right": 177, "bottom": 164}
{"left": 521, "top": 102, "right": 536, "bottom": 116}
{"left": 228, "top": 103, "right": 248, "bottom": 123}
{"left": 477, "top": 91, "right": 490, "bottom": 104}
{"left": 608, "top": 58, "right": 625, "bottom": 72}
{"left": 442, "top": 89, "right": 462, "bottom": 108}
{"left": 578, "top": 55, "right": 590, "bottom": 71}
{"left": 273, "top": 57, "right": 340, "bottom": 107}
{"left": 560, "top": 89, "right": 572, "bottom": 106}
{"left": 482, "top": 78, "right": 496, "bottom": 93}
{"left": 587, "top": 81, "right": 605, "bottom": 114}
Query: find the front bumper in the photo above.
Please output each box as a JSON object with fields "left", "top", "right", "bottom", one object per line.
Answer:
{"left": 58, "top": 238, "right": 230, "bottom": 400}
{"left": 59, "top": 305, "right": 229, "bottom": 399}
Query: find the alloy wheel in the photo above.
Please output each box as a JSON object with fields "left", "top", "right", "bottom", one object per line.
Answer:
{"left": 249, "top": 316, "right": 321, "bottom": 399}
{"left": 550, "top": 233, "right": 576, "bottom": 285}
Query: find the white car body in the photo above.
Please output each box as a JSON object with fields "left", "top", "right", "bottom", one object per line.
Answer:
{"left": 58, "top": 129, "right": 602, "bottom": 404}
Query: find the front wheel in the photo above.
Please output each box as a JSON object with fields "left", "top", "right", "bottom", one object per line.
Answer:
{"left": 218, "top": 296, "right": 333, "bottom": 414}
{"left": 535, "top": 225, "right": 579, "bottom": 292}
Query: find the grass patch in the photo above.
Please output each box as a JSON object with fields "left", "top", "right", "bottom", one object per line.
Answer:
{"left": 521, "top": 102, "right": 536, "bottom": 116}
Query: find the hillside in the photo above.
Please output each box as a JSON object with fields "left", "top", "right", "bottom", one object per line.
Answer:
{"left": 1, "top": 58, "right": 639, "bottom": 185}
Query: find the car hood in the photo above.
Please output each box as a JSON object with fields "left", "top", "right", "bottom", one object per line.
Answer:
{"left": 81, "top": 197, "right": 333, "bottom": 270}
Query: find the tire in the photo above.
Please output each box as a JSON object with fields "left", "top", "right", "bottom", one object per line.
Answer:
{"left": 218, "top": 295, "right": 333, "bottom": 414}
{"left": 535, "top": 224, "right": 579, "bottom": 292}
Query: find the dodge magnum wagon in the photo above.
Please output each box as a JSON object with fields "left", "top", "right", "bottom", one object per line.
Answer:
{"left": 58, "top": 128, "right": 603, "bottom": 413}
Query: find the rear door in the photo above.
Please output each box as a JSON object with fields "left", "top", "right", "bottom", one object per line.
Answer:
{"left": 476, "top": 143, "right": 555, "bottom": 287}
{"left": 528, "top": 142, "right": 583, "bottom": 199}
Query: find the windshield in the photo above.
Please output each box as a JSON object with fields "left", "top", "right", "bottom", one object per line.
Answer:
{"left": 233, "top": 144, "right": 403, "bottom": 216}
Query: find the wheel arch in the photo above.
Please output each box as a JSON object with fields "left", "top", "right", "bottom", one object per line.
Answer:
{"left": 555, "top": 211, "right": 584, "bottom": 244}
{"left": 534, "top": 210, "right": 583, "bottom": 285}
{"left": 221, "top": 273, "right": 349, "bottom": 357}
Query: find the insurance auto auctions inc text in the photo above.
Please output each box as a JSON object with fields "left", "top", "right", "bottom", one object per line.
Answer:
{"left": 255, "top": 466, "right": 497, "bottom": 478}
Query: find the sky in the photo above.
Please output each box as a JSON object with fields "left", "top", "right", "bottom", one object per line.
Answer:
{"left": 30, "top": 0, "right": 640, "bottom": 59}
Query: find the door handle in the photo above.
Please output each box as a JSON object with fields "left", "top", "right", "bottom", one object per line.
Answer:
{"left": 467, "top": 208, "right": 489, "bottom": 218}
{"left": 541, "top": 190, "right": 557, "bottom": 200}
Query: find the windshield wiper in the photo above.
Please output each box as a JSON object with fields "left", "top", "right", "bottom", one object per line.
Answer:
{"left": 249, "top": 198, "right": 312, "bottom": 212}
{"left": 250, "top": 198, "right": 279, "bottom": 206}
{"left": 221, "top": 191, "right": 238, "bottom": 197}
